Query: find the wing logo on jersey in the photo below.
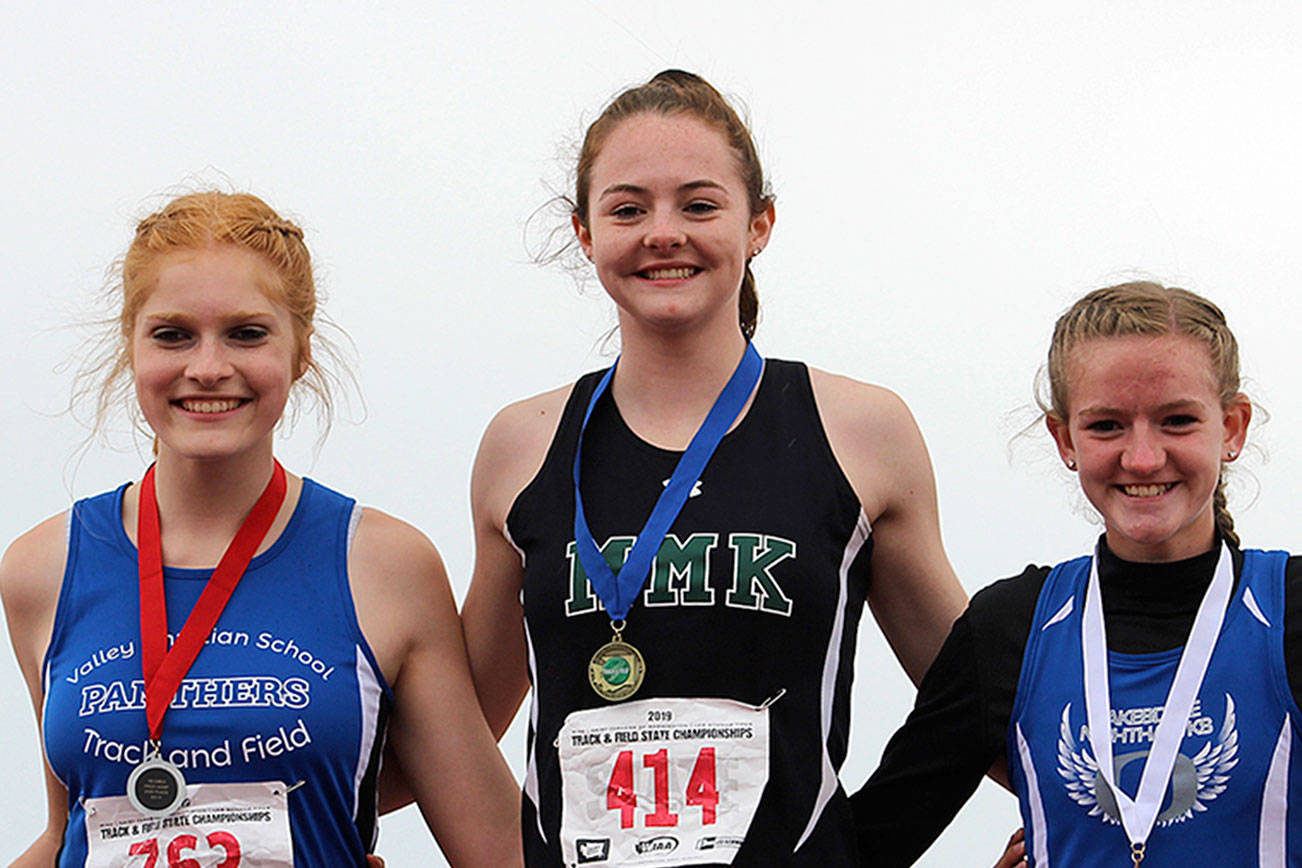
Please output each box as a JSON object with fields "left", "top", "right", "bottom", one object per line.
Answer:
{"left": 1056, "top": 695, "right": 1239, "bottom": 827}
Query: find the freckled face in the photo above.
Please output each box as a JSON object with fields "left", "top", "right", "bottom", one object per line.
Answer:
{"left": 574, "top": 113, "right": 773, "bottom": 337}
{"left": 1047, "top": 334, "right": 1250, "bottom": 562}
{"left": 131, "top": 245, "right": 301, "bottom": 464}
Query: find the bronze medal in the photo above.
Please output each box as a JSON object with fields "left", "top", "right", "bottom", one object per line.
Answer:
{"left": 127, "top": 751, "right": 187, "bottom": 817}
{"left": 589, "top": 639, "right": 645, "bottom": 702}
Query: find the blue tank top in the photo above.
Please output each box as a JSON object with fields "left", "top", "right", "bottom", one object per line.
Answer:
{"left": 1008, "top": 549, "right": 1302, "bottom": 867}
{"left": 43, "top": 479, "right": 392, "bottom": 867}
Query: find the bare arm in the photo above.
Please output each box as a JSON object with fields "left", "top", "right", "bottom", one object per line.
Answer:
{"left": 809, "top": 370, "right": 967, "bottom": 684}
{"left": 1, "top": 515, "right": 72, "bottom": 866}
{"left": 461, "top": 387, "right": 570, "bottom": 738}
{"left": 350, "top": 510, "right": 522, "bottom": 867}
{"left": 994, "top": 829, "right": 1027, "bottom": 867}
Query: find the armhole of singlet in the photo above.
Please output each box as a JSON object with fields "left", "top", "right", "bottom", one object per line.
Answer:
{"left": 41, "top": 507, "right": 77, "bottom": 693}
{"left": 1285, "top": 554, "right": 1302, "bottom": 728}
{"left": 1007, "top": 559, "right": 1078, "bottom": 729}
{"left": 796, "top": 362, "right": 880, "bottom": 527}
{"left": 41, "top": 506, "right": 75, "bottom": 790}
{"left": 503, "top": 377, "right": 591, "bottom": 546}
{"left": 334, "top": 494, "right": 395, "bottom": 704}
{"left": 332, "top": 493, "right": 393, "bottom": 844}
{"left": 1252, "top": 550, "right": 1302, "bottom": 727}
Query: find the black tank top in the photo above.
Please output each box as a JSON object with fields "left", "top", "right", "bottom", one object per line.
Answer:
{"left": 509, "top": 359, "right": 873, "bottom": 866}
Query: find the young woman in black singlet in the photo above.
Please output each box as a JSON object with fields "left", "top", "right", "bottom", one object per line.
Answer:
{"left": 460, "top": 71, "right": 969, "bottom": 866}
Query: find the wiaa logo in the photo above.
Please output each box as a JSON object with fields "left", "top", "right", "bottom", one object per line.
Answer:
{"left": 575, "top": 838, "right": 610, "bottom": 863}
{"left": 634, "top": 836, "right": 679, "bottom": 855}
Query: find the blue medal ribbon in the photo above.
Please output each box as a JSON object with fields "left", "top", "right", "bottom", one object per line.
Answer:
{"left": 572, "top": 343, "right": 763, "bottom": 622}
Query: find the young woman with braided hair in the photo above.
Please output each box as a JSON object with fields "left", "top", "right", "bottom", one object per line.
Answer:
{"left": 460, "top": 70, "right": 968, "bottom": 866}
{"left": 0, "top": 192, "right": 521, "bottom": 866}
{"left": 855, "top": 282, "right": 1301, "bottom": 866}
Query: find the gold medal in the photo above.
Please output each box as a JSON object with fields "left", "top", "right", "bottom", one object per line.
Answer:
{"left": 589, "top": 636, "right": 645, "bottom": 702}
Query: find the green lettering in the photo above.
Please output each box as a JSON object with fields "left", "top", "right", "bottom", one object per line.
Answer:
{"left": 726, "top": 534, "right": 796, "bottom": 615}
{"left": 644, "top": 533, "right": 718, "bottom": 606}
{"left": 564, "top": 538, "right": 635, "bottom": 616}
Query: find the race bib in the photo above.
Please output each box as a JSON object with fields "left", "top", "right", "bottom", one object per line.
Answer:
{"left": 558, "top": 697, "right": 770, "bottom": 867}
{"left": 85, "top": 781, "right": 293, "bottom": 867}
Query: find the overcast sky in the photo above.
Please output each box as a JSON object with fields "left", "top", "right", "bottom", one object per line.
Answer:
{"left": 2, "top": 2, "right": 1300, "bottom": 864}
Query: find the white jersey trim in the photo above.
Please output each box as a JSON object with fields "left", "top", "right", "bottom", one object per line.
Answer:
{"left": 795, "top": 508, "right": 870, "bottom": 851}
{"left": 1016, "top": 722, "right": 1051, "bottom": 867}
{"left": 45, "top": 510, "right": 72, "bottom": 790}
{"left": 346, "top": 502, "right": 363, "bottom": 557}
{"left": 351, "top": 644, "right": 384, "bottom": 826}
{"left": 1041, "top": 595, "right": 1075, "bottom": 631}
{"left": 522, "top": 618, "right": 546, "bottom": 843}
{"left": 503, "top": 521, "right": 527, "bottom": 568}
{"left": 1259, "top": 715, "right": 1291, "bottom": 867}
{"left": 42, "top": 664, "right": 69, "bottom": 789}
{"left": 1243, "top": 586, "right": 1272, "bottom": 628}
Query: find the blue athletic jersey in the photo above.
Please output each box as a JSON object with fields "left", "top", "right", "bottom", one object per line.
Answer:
{"left": 1009, "top": 550, "right": 1302, "bottom": 867}
{"left": 42, "top": 479, "right": 392, "bottom": 867}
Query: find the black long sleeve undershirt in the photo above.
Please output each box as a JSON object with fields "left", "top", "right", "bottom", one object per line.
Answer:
{"left": 851, "top": 541, "right": 1302, "bottom": 867}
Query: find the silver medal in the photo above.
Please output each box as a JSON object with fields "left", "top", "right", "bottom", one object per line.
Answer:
{"left": 126, "top": 751, "right": 187, "bottom": 817}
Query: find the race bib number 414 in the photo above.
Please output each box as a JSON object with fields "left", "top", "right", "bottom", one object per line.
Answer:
{"left": 84, "top": 781, "right": 292, "bottom": 867}
{"left": 558, "top": 697, "right": 770, "bottom": 867}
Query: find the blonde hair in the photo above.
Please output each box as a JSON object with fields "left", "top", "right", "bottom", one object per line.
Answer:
{"left": 1041, "top": 281, "right": 1244, "bottom": 544}
{"left": 78, "top": 191, "right": 343, "bottom": 444}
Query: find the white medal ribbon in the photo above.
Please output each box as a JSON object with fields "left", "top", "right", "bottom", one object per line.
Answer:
{"left": 1082, "top": 542, "right": 1233, "bottom": 848}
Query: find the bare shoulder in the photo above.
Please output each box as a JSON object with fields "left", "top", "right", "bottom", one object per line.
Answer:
{"left": 1, "top": 513, "right": 69, "bottom": 619}
{"left": 349, "top": 507, "right": 445, "bottom": 595}
{"left": 347, "top": 507, "right": 458, "bottom": 686}
{"left": 807, "top": 367, "right": 919, "bottom": 440}
{"left": 807, "top": 367, "right": 931, "bottom": 519}
{"left": 474, "top": 383, "right": 575, "bottom": 525}
{"left": 2, "top": 513, "right": 70, "bottom": 679}
{"left": 478, "top": 384, "right": 573, "bottom": 470}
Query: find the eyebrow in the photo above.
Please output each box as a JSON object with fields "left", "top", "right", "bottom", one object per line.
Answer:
{"left": 142, "top": 310, "right": 276, "bottom": 323}
{"left": 1075, "top": 399, "right": 1208, "bottom": 416}
{"left": 597, "top": 179, "right": 729, "bottom": 199}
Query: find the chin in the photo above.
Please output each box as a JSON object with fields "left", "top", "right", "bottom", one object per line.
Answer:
{"left": 158, "top": 436, "right": 270, "bottom": 465}
{"left": 1106, "top": 521, "right": 1211, "bottom": 561}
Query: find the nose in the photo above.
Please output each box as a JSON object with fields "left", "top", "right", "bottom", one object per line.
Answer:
{"left": 1120, "top": 424, "right": 1165, "bottom": 474}
{"left": 185, "top": 339, "right": 234, "bottom": 386}
{"left": 642, "top": 211, "right": 686, "bottom": 250}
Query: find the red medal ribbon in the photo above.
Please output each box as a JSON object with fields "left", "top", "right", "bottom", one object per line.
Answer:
{"left": 137, "top": 460, "right": 287, "bottom": 740}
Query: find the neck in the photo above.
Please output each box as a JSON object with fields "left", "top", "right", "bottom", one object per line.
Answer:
{"left": 130, "top": 443, "right": 294, "bottom": 567}
{"left": 152, "top": 446, "right": 276, "bottom": 523}
{"left": 610, "top": 318, "right": 751, "bottom": 449}
{"left": 615, "top": 310, "right": 747, "bottom": 398}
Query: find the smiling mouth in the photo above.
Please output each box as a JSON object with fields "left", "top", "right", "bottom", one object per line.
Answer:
{"left": 639, "top": 266, "right": 700, "bottom": 280}
{"left": 175, "top": 399, "right": 248, "bottom": 414}
{"left": 1120, "top": 483, "right": 1177, "bottom": 498}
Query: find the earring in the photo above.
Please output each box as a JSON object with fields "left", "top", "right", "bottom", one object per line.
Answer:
{"left": 1226, "top": 449, "right": 1238, "bottom": 460}
{"left": 1066, "top": 458, "right": 1077, "bottom": 470}
{"left": 751, "top": 248, "right": 762, "bottom": 257}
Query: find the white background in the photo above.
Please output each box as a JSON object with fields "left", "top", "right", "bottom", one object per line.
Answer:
{"left": 2, "top": 2, "right": 1299, "bottom": 864}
